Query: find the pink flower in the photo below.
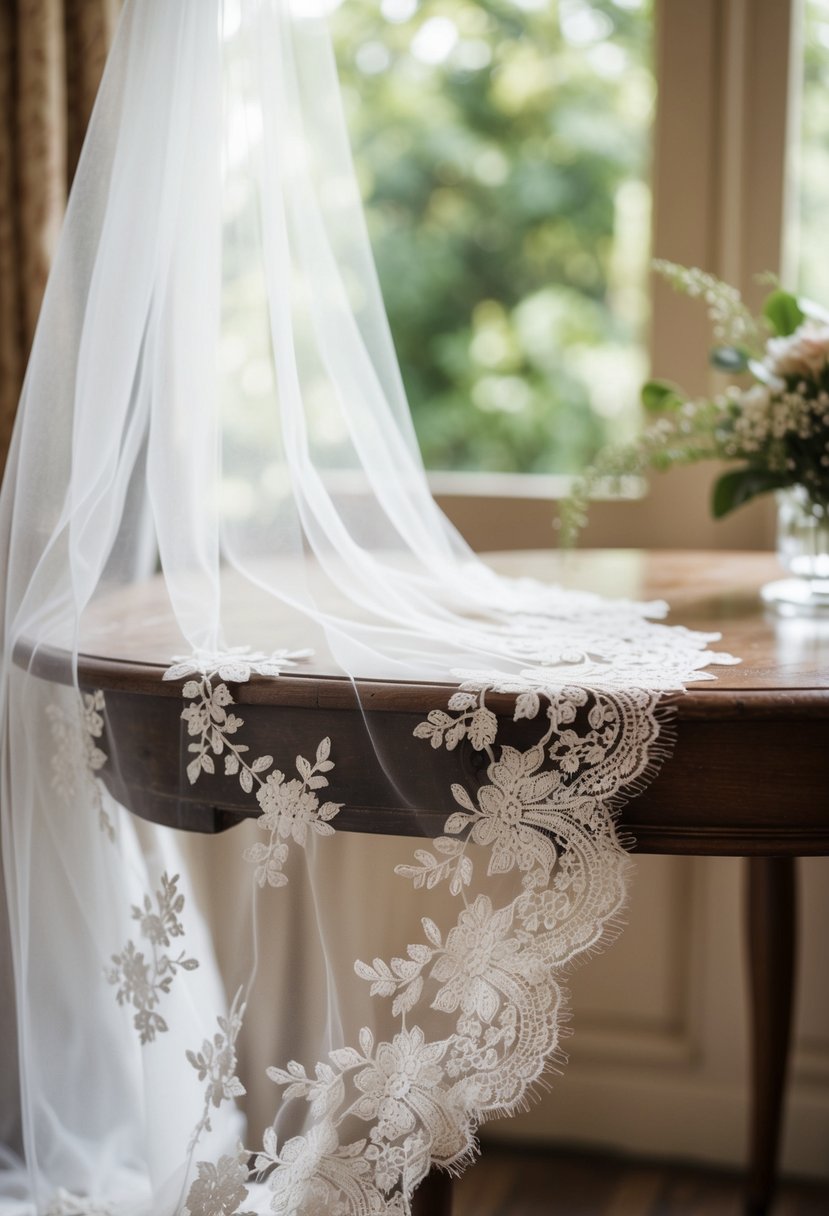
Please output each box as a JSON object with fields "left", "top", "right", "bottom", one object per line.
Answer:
{"left": 766, "top": 322, "right": 829, "bottom": 381}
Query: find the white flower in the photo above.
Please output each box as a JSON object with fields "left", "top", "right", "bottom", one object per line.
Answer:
{"left": 365, "top": 1131, "right": 431, "bottom": 1195}
{"left": 453, "top": 745, "right": 559, "bottom": 879}
{"left": 766, "top": 322, "right": 829, "bottom": 382}
{"left": 184, "top": 1147, "right": 252, "bottom": 1216}
{"left": 353, "top": 1027, "right": 447, "bottom": 1141}
{"left": 82, "top": 689, "right": 106, "bottom": 739}
{"left": 164, "top": 646, "right": 313, "bottom": 683}
{"left": 186, "top": 993, "right": 247, "bottom": 1112}
{"left": 256, "top": 773, "right": 335, "bottom": 845}
{"left": 430, "top": 895, "right": 520, "bottom": 1023}
{"left": 263, "top": 1123, "right": 346, "bottom": 1216}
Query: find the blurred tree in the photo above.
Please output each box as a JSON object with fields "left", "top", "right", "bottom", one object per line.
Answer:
{"left": 797, "top": 0, "right": 829, "bottom": 306}
{"left": 328, "top": 0, "right": 654, "bottom": 474}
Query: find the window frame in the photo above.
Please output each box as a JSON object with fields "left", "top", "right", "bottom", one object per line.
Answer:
{"left": 435, "top": 0, "right": 795, "bottom": 552}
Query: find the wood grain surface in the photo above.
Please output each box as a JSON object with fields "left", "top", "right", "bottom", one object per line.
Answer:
{"left": 451, "top": 1144, "right": 829, "bottom": 1216}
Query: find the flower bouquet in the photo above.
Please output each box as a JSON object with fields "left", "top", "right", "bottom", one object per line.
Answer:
{"left": 561, "top": 262, "right": 829, "bottom": 605}
{"left": 563, "top": 262, "right": 829, "bottom": 523}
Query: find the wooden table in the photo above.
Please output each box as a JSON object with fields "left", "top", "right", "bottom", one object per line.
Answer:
{"left": 22, "top": 550, "right": 829, "bottom": 1215}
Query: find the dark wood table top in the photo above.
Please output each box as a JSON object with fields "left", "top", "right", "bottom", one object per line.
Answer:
{"left": 20, "top": 551, "right": 829, "bottom": 854}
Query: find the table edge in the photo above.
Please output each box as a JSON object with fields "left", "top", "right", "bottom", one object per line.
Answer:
{"left": 14, "top": 640, "right": 829, "bottom": 721}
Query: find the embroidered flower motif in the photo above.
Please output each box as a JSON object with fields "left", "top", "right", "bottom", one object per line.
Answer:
{"left": 186, "top": 989, "right": 247, "bottom": 1149}
{"left": 517, "top": 887, "right": 573, "bottom": 933}
{"left": 430, "top": 895, "right": 519, "bottom": 1023}
{"left": 353, "top": 1028, "right": 448, "bottom": 1142}
{"left": 110, "top": 942, "right": 155, "bottom": 1011}
{"left": 244, "top": 739, "right": 341, "bottom": 887}
{"left": 446, "top": 745, "right": 559, "bottom": 880}
{"left": 184, "top": 1145, "right": 253, "bottom": 1216}
{"left": 107, "top": 872, "right": 198, "bottom": 1044}
{"left": 258, "top": 1122, "right": 352, "bottom": 1216}
{"left": 175, "top": 675, "right": 255, "bottom": 788}
{"left": 179, "top": 628, "right": 722, "bottom": 1209}
{"left": 181, "top": 680, "right": 239, "bottom": 741}
{"left": 47, "top": 689, "right": 113, "bottom": 838}
{"left": 256, "top": 776, "right": 323, "bottom": 844}
{"left": 444, "top": 1006, "right": 519, "bottom": 1079}
{"left": 365, "top": 1131, "right": 431, "bottom": 1195}
{"left": 164, "top": 645, "right": 313, "bottom": 684}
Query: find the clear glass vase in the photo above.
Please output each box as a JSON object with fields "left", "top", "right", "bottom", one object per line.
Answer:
{"left": 761, "top": 486, "right": 829, "bottom": 613}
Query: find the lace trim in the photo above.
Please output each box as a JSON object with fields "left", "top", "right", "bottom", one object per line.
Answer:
{"left": 52, "top": 597, "right": 729, "bottom": 1215}
{"left": 246, "top": 679, "right": 641, "bottom": 1215}
{"left": 154, "top": 640, "right": 691, "bottom": 1215}
{"left": 106, "top": 872, "right": 200, "bottom": 1044}
{"left": 47, "top": 689, "right": 114, "bottom": 839}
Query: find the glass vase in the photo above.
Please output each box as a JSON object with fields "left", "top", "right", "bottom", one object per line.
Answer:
{"left": 761, "top": 486, "right": 829, "bottom": 613}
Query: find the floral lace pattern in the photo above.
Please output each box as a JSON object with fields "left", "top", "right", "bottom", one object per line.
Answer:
{"left": 106, "top": 872, "right": 200, "bottom": 1044}
{"left": 183, "top": 1147, "right": 254, "bottom": 1216}
{"left": 244, "top": 738, "right": 342, "bottom": 888}
{"left": 52, "top": 590, "right": 728, "bottom": 1216}
{"left": 186, "top": 988, "right": 247, "bottom": 1149}
{"left": 182, "top": 994, "right": 253, "bottom": 1213}
{"left": 47, "top": 689, "right": 114, "bottom": 839}
{"left": 170, "top": 663, "right": 342, "bottom": 886}
{"left": 155, "top": 644, "right": 682, "bottom": 1214}
{"left": 163, "top": 646, "right": 315, "bottom": 684}
{"left": 249, "top": 679, "right": 646, "bottom": 1213}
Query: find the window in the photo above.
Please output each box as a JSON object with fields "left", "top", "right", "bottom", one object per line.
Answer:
{"left": 793, "top": 0, "right": 829, "bottom": 303}
{"left": 222, "top": 0, "right": 798, "bottom": 551}
{"left": 328, "top": 0, "right": 653, "bottom": 476}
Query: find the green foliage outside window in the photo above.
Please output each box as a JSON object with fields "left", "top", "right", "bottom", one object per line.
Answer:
{"left": 798, "top": 0, "right": 829, "bottom": 305}
{"left": 329, "top": 0, "right": 654, "bottom": 474}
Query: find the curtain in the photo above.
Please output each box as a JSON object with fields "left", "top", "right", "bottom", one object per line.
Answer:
{"left": 0, "top": 0, "right": 120, "bottom": 475}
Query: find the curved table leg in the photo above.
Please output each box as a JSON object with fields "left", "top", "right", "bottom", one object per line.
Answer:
{"left": 745, "top": 856, "right": 797, "bottom": 1216}
{"left": 412, "top": 1167, "right": 453, "bottom": 1216}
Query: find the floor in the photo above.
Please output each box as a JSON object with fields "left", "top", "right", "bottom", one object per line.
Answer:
{"left": 451, "top": 1145, "right": 829, "bottom": 1215}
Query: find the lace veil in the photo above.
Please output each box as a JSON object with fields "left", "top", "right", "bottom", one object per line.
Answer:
{"left": 0, "top": 2, "right": 730, "bottom": 1213}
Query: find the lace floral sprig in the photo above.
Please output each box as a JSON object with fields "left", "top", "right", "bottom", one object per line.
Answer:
{"left": 72, "top": 627, "right": 726, "bottom": 1212}
{"left": 184, "top": 1147, "right": 254, "bottom": 1216}
{"left": 47, "top": 689, "right": 114, "bottom": 839}
{"left": 165, "top": 651, "right": 342, "bottom": 887}
{"left": 249, "top": 677, "right": 650, "bottom": 1214}
{"left": 244, "top": 738, "right": 342, "bottom": 888}
{"left": 106, "top": 872, "right": 199, "bottom": 1044}
{"left": 163, "top": 645, "right": 314, "bottom": 684}
{"left": 186, "top": 988, "right": 247, "bottom": 1146}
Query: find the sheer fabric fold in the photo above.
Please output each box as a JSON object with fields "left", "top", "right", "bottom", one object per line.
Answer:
{"left": 0, "top": 2, "right": 732, "bottom": 1213}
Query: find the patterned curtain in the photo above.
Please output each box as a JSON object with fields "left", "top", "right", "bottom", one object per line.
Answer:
{"left": 0, "top": 0, "right": 120, "bottom": 475}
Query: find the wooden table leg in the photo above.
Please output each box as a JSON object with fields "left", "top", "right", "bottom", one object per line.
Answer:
{"left": 412, "top": 1167, "right": 453, "bottom": 1216}
{"left": 745, "top": 856, "right": 797, "bottom": 1216}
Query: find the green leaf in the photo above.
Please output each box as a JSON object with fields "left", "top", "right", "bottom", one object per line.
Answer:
{"left": 709, "top": 345, "right": 749, "bottom": 373}
{"left": 711, "top": 467, "right": 789, "bottom": 519}
{"left": 641, "top": 379, "right": 683, "bottom": 412}
{"left": 763, "top": 290, "right": 805, "bottom": 337}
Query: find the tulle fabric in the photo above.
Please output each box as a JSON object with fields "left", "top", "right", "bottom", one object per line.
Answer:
{"left": 0, "top": 3, "right": 731, "bottom": 1213}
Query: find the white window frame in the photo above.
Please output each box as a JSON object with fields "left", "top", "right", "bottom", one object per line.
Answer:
{"left": 435, "top": 0, "right": 796, "bottom": 553}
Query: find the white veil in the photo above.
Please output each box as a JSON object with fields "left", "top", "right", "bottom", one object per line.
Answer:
{"left": 0, "top": 2, "right": 731, "bottom": 1213}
